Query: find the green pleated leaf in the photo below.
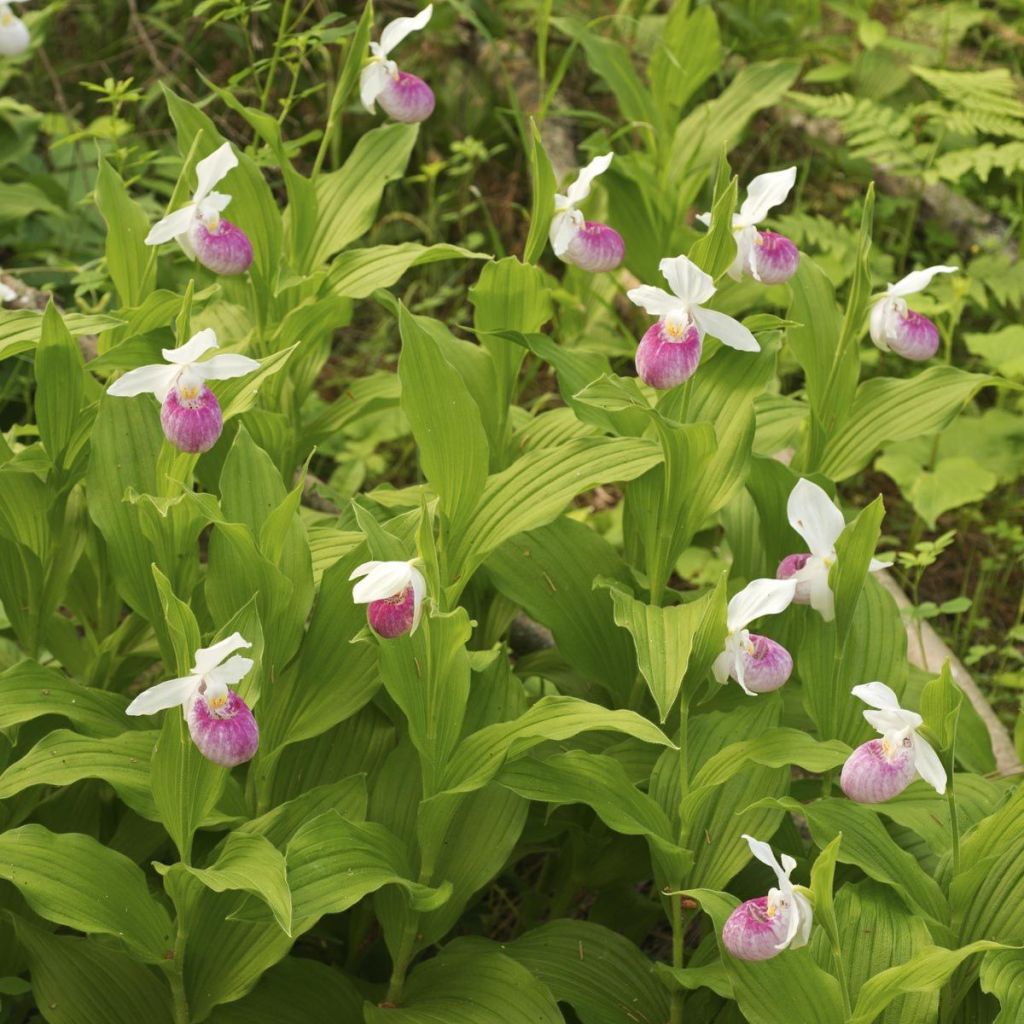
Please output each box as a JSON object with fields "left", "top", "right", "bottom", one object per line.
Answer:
{"left": 503, "top": 919, "right": 671, "bottom": 1024}
{"left": 818, "top": 367, "right": 1003, "bottom": 481}
{"left": 848, "top": 941, "right": 1011, "bottom": 1024}
{"left": 285, "top": 813, "right": 450, "bottom": 926}
{"left": 16, "top": 920, "right": 174, "bottom": 1024}
{"left": 94, "top": 159, "right": 155, "bottom": 309}
{"left": 831, "top": 494, "right": 885, "bottom": 647}
{"left": 206, "top": 957, "right": 364, "bottom": 1024}
{"left": 363, "top": 940, "right": 564, "bottom": 1024}
{"left": 0, "top": 825, "right": 173, "bottom": 961}
{"left": 310, "top": 122, "right": 418, "bottom": 265}
{"left": 0, "top": 660, "right": 132, "bottom": 736}
{"left": 523, "top": 121, "right": 557, "bottom": 265}
{"left": 328, "top": 242, "right": 489, "bottom": 298}
{"left": 0, "top": 727, "right": 157, "bottom": 818}
{"left": 34, "top": 301, "right": 85, "bottom": 467}
{"left": 980, "top": 948, "right": 1024, "bottom": 1024}
{"left": 0, "top": 310, "right": 123, "bottom": 363}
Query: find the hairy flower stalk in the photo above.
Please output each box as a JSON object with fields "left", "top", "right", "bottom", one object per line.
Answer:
{"left": 777, "top": 478, "right": 891, "bottom": 622}
{"left": 106, "top": 328, "right": 259, "bottom": 453}
{"left": 869, "top": 265, "right": 957, "bottom": 360}
{"left": 0, "top": 0, "right": 30, "bottom": 56}
{"left": 699, "top": 167, "right": 800, "bottom": 284}
{"left": 841, "top": 682, "right": 946, "bottom": 803}
{"left": 350, "top": 560, "right": 427, "bottom": 638}
{"left": 722, "top": 834, "right": 813, "bottom": 961}
{"left": 126, "top": 633, "right": 259, "bottom": 767}
{"left": 145, "top": 143, "right": 254, "bottom": 275}
{"left": 627, "top": 254, "right": 759, "bottom": 389}
{"left": 713, "top": 578, "right": 797, "bottom": 695}
{"left": 361, "top": 5, "right": 435, "bottom": 123}
{"left": 549, "top": 153, "right": 624, "bottom": 272}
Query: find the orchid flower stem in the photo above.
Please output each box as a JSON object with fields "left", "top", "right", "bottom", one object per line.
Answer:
{"left": 947, "top": 771, "right": 960, "bottom": 876}
{"left": 385, "top": 913, "right": 419, "bottom": 1006}
{"left": 831, "top": 936, "right": 853, "bottom": 1017}
{"left": 670, "top": 703, "right": 690, "bottom": 1024}
{"left": 169, "top": 912, "right": 190, "bottom": 1024}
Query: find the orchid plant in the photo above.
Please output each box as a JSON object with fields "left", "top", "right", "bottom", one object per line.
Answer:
{"left": 360, "top": 4, "right": 435, "bottom": 124}
{"left": 549, "top": 153, "right": 624, "bottom": 272}
{"left": 0, "top": 0, "right": 30, "bottom": 57}
{"left": 869, "top": 265, "right": 958, "bottom": 360}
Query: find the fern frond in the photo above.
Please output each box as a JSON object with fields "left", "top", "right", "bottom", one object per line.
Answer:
{"left": 912, "top": 66, "right": 1024, "bottom": 122}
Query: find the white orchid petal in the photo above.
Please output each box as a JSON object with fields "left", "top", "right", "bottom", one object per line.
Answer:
{"left": 163, "top": 328, "right": 218, "bottom": 365}
{"left": 690, "top": 306, "right": 760, "bottom": 352}
{"left": 349, "top": 560, "right": 384, "bottom": 581}
{"left": 197, "top": 192, "right": 232, "bottom": 218}
{"left": 193, "top": 143, "right": 238, "bottom": 205}
{"left": 726, "top": 577, "right": 797, "bottom": 632}
{"left": 377, "top": 3, "right": 432, "bottom": 57}
{"left": 741, "top": 834, "right": 788, "bottom": 887}
{"left": 205, "top": 655, "right": 254, "bottom": 690}
{"left": 869, "top": 557, "right": 893, "bottom": 572}
{"left": 695, "top": 211, "right": 712, "bottom": 227}
{"left": 659, "top": 255, "right": 716, "bottom": 305}
{"left": 738, "top": 167, "right": 797, "bottom": 226}
{"left": 192, "top": 632, "right": 252, "bottom": 676}
{"left": 145, "top": 205, "right": 197, "bottom": 246}
{"left": 550, "top": 209, "right": 583, "bottom": 257}
{"left": 351, "top": 561, "right": 413, "bottom": 603}
{"left": 791, "top": 891, "right": 814, "bottom": 949}
{"left": 787, "top": 479, "right": 845, "bottom": 557}
{"left": 912, "top": 735, "right": 947, "bottom": 794}
{"left": 626, "top": 284, "right": 685, "bottom": 318}
{"left": 360, "top": 60, "right": 393, "bottom": 112}
{"left": 712, "top": 650, "right": 733, "bottom": 686}
{"left": 805, "top": 565, "right": 836, "bottom": 622}
{"left": 107, "top": 363, "right": 179, "bottom": 400}
{"left": 864, "top": 708, "right": 921, "bottom": 734}
{"left": 409, "top": 566, "right": 427, "bottom": 634}
{"left": 851, "top": 681, "right": 901, "bottom": 711}
{"left": 726, "top": 224, "right": 758, "bottom": 282}
{"left": 564, "top": 152, "right": 614, "bottom": 207}
{"left": 888, "top": 264, "right": 957, "bottom": 298}
{"left": 125, "top": 675, "right": 200, "bottom": 716}
{"left": 191, "top": 353, "right": 261, "bottom": 382}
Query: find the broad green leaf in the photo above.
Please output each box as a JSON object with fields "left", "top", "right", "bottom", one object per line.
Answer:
{"left": 310, "top": 122, "right": 418, "bottom": 265}
{"left": 363, "top": 940, "right": 563, "bottom": 1024}
{"left": 920, "top": 660, "right": 963, "bottom": 752}
{"left": 786, "top": 257, "right": 841, "bottom": 430}
{"left": 446, "top": 436, "right": 662, "bottom": 584}
{"left": 809, "top": 835, "right": 843, "bottom": 957}
{"left": 328, "top": 242, "right": 489, "bottom": 298}
{"left": 0, "top": 825, "right": 173, "bottom": 961}
{"left": 688, "top": 172, "right": 738, "bottom": 279}
{"left": 95, "top": 159, "right": 155, "bottom": 308}
{"left": 684, "top": 887, "right": 847, "bottom": 1024}
{"left": 831, "top": 494, "right": 885, "bottom": 647}
{"left": 34, "top": 301, "right": 85, "bottom": 466}
{"left": 0, "top": 728, "right": 157, "bottom": 819}
{"left": 206, "top": 957, "right": 364, "bottom": 1024}
{"left": 0, "top": 660, "right": 131, "bottom": 736}
{"left": 16, "top": 921, "right": 174, "bottom": 1024}
{"left": 167, "top": 832, "right": 292, "bottom": 935}
{"left": 0, "top": 310, "right": 123, "bottom": 363}
{"left": 285, "top": 812, "right": 450, "bottom": 925}
{"left": 648, "top": 5, "right": 721, "bottom": 115}
{"left": 981, "top": 949, "right": 1024, "bottom": 1024}
{"left": 818, "top": 367, "right": 1003, "bottom": 480}
{"left": 503, "top": 919, "right": 671, "bottom": 1024}
{"left": 398, "top": 304, "right": 490, "bottom": 529}
{"left": 523, "top": 121, "right": 557, "bottom": 265}
{"left": 848, "top": 941, "right": 1010, "bottom": 1024}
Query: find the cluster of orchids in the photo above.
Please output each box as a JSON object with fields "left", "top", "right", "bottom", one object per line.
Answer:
{"left": 0, "top": 0, "right": 30, "bottom": 57}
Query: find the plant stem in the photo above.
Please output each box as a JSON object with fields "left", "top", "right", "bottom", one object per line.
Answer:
{"left": 169, "top": 909, "right": 189, "bottom": 1024}
{"left": 832, "top": 938, "right": 853, "bottom": 1017}
{"left": 384, "top": 912, "right": 420, "bottom": 1006}
{"left": 670, "top": 703, "right": 691, "bottom": 1024}
{"left": 947, "top": 774, "right": 960, "bottom": 876}
{"left": 670, "top": 895, "right": 685, "bottom": 1024}
{"left": 259, "top": 0, "right": 294, "bottom": 114}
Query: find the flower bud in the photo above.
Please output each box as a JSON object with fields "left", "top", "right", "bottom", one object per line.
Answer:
{"left": 738, "top": 635, "right": 793, "bottom": 693}
{"left": 378, "top": 71, "right": 435, "bottom": 123}
{"left": 562, "top": 221, "right": 624, "bottom": 273}
{"left": 187, "top": 218, "right": 253, "bottom": 276}
{"left": 722, "top": 896, "right": 792, "bottom": 961}
{"left": 368, "top": 585, "right": 418, "bottom": 638}
{"left": 160, "top": 385, "right": 223, "bottom": 453}
{"left": 869, "top": 301, "right": 939, "bottom": 361}
{"left": 776, "top": 553, "right": 813, "bottom": 603}
{"left": 840, "top": 736, "right": 917, "bottom": 803}
{"left": 187, "top": 691, "right": 259, "bottom": 767}
{"left": 752, "top": 231, "right": 799, "bottom": 285}
{"left": 635, "top": 320, "right": 703, "bottom": 390}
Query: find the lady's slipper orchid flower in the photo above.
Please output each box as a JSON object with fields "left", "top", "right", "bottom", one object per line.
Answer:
{"left": 126, "top": 633, "right": 259, "bottom": 768}
{"left": 145, "top": 143, "right": 253, "bottom": 275}
{"left": 722, "top": 834, "right": 813, "bottom": 961}
{"left": 699, "top": 167, "right": 800, "bottom": 284}
{"left": 776, "top": 479, "right": 891, "bottom": 622}
{"left": 869, "top": 265, "right": 957, "bottom": 361}
{"left": 0, "top": 280, "right": 15, "bottom": 303}
{"left": 712, "top": 578, "right": 797, "bottom": 695}
{"left": 626, "top": 255, "right": 758, "bottom": 389}
{"left": 106, "top": 328, "right": 259, "bottom": 453}
{"left": 350, "top": 560, "right": 427, "bottom": 638}
{"left": 841, "top": 682, "right": 946, "bottom": 803}
{"left": 549, "top": 153, "right": 624, "bottom": 272}
{"left": 0, "top": 0, "right": 30, "bottom": 57}
{"left": 360, "top": 5, "right": 435, "bottom": 123}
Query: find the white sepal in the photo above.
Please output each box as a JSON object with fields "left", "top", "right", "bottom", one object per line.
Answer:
{"left": 737, "top": 167, "right": 797, "bottom": 227}
{"left": 194, "top": 144, "right": 238, "bottom": 206}
{"left": 563, "top": 152, "right": 614, "bottom": 207}
{"left": 360, "top": 60, "right": 394, "bottom": 112}
{"left": 377, "top": 4, "right": 432, "bottom": 58}
{"left": 106, "top": 363, "right": 180, "bottom": 401}
{"left": 125, "top": 675, "right": 199, "bottom": 716}
{"left": 726, "top": 578, "right": 797, "bottom": 632}
{"left": 787, "top": 479, "right": 845, "bottom": 558}
{"left": 163, "top": 328, "right": 218, "bottom": 365}
{"left": 192, "top": 632, "right": 252, "bottom": 676}
{"left": 690, "top": 306, "right": 759, "bottom": 352}
{"left": 550, "top": 208, "right": 584, "bottom": 257}
{"left": 659, "top": 255, "right": 716, "bottom": 306}
{"left": 350, "top": 560, "right": 415, "bottom": 603}
{"left": 887, "top": 265, "right": 957, "bottom": 298}
{"left": 625, "top": 284, "right": 683, "bottom": 318}
{"left": 145, "top": 206, "right": 196, "bottom": 247}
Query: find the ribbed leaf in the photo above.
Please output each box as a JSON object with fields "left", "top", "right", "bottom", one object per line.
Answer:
{"left": 95, "top": 159, "right": 155, "bottom": 308}
{"left": 328, "top": 243, "right": 489, "bottom": 299}
{"left": 980, "top": 949, "right": 1024, "bottom": 1024}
